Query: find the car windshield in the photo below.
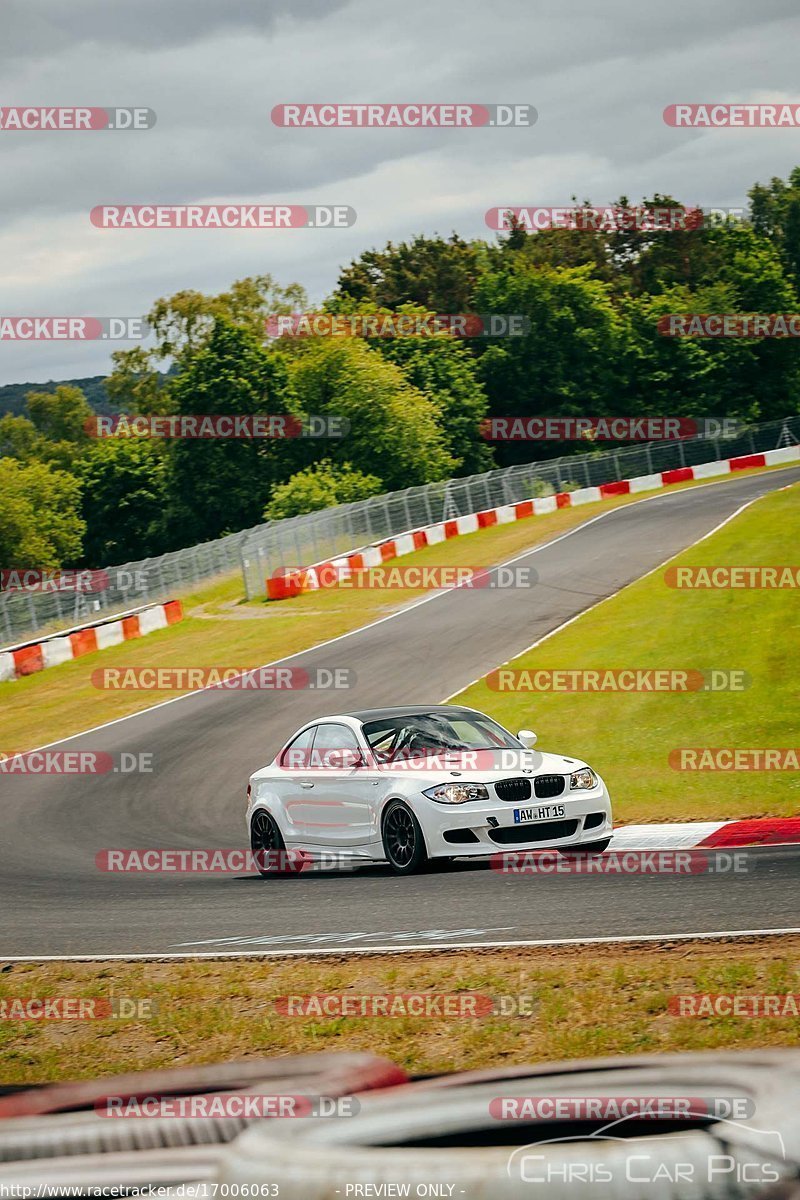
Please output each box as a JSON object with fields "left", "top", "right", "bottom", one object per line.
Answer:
{"left": 362, "top": 711, "right": 522, "bottom": 762}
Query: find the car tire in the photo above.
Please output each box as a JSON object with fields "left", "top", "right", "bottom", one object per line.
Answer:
{"left": 250, "top": 809, "right": 290, "bottom": 878}
{"left": 381, "top": 801, "right": 429, "bottom": 875}
{"left": 562, "top": 838, "right": 611, "bottom": 854}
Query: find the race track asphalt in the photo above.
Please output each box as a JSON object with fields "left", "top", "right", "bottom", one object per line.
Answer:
{"left": 1, "top": 467, "right": 798, "bottom": 957}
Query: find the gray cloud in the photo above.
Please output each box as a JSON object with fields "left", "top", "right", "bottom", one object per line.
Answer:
{"left": 2, "top": 0, "right": 346, "bottom": 60}
{"left": 2, "top": 0, "right": 800, "bottom": 383}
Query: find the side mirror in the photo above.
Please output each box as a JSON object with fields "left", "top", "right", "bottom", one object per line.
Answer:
{"left": 517, "top": 729, "right": 537, "bottom": 748}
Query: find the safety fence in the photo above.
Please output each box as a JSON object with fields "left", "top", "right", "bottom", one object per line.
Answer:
{"left": 1, "top": 414, "right": 797, "bottom": 640}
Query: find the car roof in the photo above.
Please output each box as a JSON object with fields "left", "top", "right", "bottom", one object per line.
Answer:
{"left": 341, "top": 705, "right": 480, "bottom": 723}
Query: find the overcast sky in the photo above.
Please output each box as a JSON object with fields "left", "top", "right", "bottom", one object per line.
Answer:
{"left": 2, "top": 0, "right": 800, "bottom": 386}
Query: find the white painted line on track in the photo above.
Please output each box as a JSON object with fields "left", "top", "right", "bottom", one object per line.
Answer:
{"left": 3, "top": 927, "right": 800, "bottom": 962}
{"left": 441, "top": 488, "right": 770, "bottom": 700}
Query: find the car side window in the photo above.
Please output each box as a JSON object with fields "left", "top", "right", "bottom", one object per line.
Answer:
{"left": 279, "top": 726, "right": 316, "bottom": 769}
{"left": 312, "top": 723, "right": 362, "bottom": 769}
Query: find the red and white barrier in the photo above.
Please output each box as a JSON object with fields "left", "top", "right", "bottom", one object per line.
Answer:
{"left": 0, "top": 600, "right": 184, "bottom": 683}
{"left": 265, "top": 444, "right": 799, "bottom": 600}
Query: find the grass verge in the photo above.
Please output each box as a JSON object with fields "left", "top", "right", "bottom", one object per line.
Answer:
{"left": 454, "top": 481, "right": 800, "bottom": 823}
{"left": 0, "top": 937, "right": 797, "bottom": 1083}
{"left": 0, "top": 464, "right": 793, "bottom": 756}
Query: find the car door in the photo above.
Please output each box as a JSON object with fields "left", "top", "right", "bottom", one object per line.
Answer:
{"left": 271, "top": 724, "right": 319, "bottom": 842}
{"left": 290, "top": 722, "right": 376, "bottom": 847}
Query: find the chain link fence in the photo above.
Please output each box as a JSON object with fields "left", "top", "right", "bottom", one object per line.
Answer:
{"left": 240, "top": 415, "right": 800, "bottom": 599}
{"left": 0, "top": 527, "right": 252, "bottom": 646}
{"left": 1, "top": 415, "right": 798, "bottom": 644}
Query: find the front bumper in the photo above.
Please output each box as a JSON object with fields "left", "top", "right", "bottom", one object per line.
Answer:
{"left": 418, "top": 785, "right": 613, "bottom": 858}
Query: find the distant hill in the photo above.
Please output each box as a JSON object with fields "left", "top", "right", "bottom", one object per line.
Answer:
{"left": 0, "top": 376, "right": 112, "bottom": 417}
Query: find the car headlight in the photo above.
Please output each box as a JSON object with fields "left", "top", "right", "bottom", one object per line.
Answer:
{"left": 570, "top": 768, "right": 598, "bottom": 790}
{"left": 422, "top": 783, "right": 489, "bottom": 804}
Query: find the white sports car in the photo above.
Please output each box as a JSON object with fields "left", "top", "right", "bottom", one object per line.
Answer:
{"left": 246, "top": 705, "right": 613, "bottom": 875}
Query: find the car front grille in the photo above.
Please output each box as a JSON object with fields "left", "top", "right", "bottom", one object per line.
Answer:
{"left": 533, "top": 774, "right": 566, "bottom": 799}
{"left": 489, "top": 819, "right": 579, "bottom": 845}
{"left": 494, "top": 777, "right": 532, "bottom": 802}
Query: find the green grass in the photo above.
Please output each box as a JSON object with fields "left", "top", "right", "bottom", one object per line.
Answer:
{"left": 454, "top": 481, "right": 800, "bottom": 823}
{"left": 0, "top": 463, "right": 794, "bottom": 762}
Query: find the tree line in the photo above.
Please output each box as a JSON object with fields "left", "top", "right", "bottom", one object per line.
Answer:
{"left": 2, "top": 168, "right": 800, "bottom": 570}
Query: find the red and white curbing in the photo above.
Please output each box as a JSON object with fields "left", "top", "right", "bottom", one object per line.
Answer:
{"left": 611, "top": 817, "right": 800, "bottom": 850}
{"left": 0, "top": 600, "right": 184, "bottom": 683}
{"left": 266, "top": 445, "right": 800, "bottom": 599}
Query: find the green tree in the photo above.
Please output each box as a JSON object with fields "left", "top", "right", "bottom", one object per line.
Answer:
{"left": 474, "top": 261, "right": 627, "bottom": 464}
{"left": 77, "top": 440, "right": 169, "bottom": 565}
{"left": 616, "top": 223, "right": 800, "bottom": 424}
{"left": 26, "top": 385, "right": 93, "bottom": 443}
{"left": 493, "top": 204, "right": 616, "bottom": 284}
{"left": 282, "top": 338, "right": 456, "bottom": 489}
{"left": 333, "top": 234, "right": 482, "bottom": 312}
{"left": 163, "top": 319, "right": 298, "bottom": 545}
{"left": 749, "top": 166, "right": 800, "bottom": 294}
{"left": 0, "top": 385, "right": 98, "bottom": 473}
{"left": 372, "top": 319, "right": 494, "bottom": 475}
{"left": 0, "top": 458, "right": 84, "bottom": 569}
{"left": 264, "top": 459, "right": 383, "bottom": 520}
{"left": 0, "top": 414, "right": 47, "bottom": 463}
{"left": 107, "top": 275, "right": 307, "bottom": 414}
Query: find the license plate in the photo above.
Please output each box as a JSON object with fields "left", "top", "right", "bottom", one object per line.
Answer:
{"left": 513, "top": 804, "right": 566, "bottom": 823}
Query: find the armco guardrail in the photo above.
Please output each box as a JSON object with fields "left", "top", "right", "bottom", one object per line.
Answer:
{"left": 0, "top": 527, "right": 250, "bottom": 645}
{"left": 262, "top": 444, "right": 800, "bottom": 599}
{"left": 0, "top": 601, "right": 183, "bottom": 682}
{"left": 0, "top": 416, "right": 797, "bottom": 640}
{"left": 240, "top": 416, "right": 800, "bottom": 599}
